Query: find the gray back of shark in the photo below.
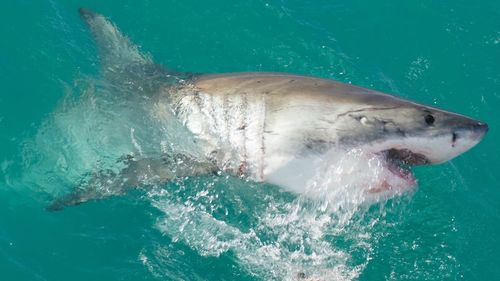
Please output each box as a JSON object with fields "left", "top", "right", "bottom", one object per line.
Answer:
{"left": 50, "top": 8, "right": 488, "bottom": 210}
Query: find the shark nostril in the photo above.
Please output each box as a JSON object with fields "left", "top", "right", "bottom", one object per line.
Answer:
{"left": 452, "top": 132, "right": 458, "bottom": 143}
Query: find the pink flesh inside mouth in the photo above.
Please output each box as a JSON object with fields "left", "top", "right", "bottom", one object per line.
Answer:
{"left": 387, "top": 161, "right": 416, "bottom": 184}
{"left": 368, "top": 149, "right": 426, "bottom": 193}
{"left": 368, "top": 162, "right": 416, "bottom": 194}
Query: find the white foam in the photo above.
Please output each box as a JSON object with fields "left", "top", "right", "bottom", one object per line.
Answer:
{"left": 148, "top": 147, "right": 414, "bottom": 280}
{"left": 151, "top": 192, "right": 367, "bottom": 280}
{"left": 267, "top": 148, "right": 415, "bottom": 210}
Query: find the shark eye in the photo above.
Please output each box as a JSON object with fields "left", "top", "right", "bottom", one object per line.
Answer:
{"left": 425, "top": 114, "right": 435, "bottom": 125}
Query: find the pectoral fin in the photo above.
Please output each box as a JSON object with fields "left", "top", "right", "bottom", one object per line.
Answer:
{"left": 47, "top": 153, "right": 218, "bottom": 211}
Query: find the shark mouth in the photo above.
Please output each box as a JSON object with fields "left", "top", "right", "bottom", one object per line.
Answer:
{"left": 369, "top": 148, "right": 430, "bottom": 193}
{"left": 385, "top": 148, "right": 430, "bottom": 165}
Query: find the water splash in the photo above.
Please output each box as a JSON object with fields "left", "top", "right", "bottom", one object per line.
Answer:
{"left": 147, "top": 148, "right": 415, "bottom": 280}
{"left": 18, "top": 76, "right": 200, "bottom": 198}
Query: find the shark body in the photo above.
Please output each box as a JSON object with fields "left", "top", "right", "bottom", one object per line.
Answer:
{"left": 47, "top": 8, "right": 488, "bottom": 210}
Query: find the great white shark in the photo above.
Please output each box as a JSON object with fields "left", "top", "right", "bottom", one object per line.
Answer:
{"left": 48, "top": 8, "right": 488, "bottom": 210}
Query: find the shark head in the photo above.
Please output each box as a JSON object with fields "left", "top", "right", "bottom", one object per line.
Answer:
{"left": 330, "top": 95, "right": 488, "bottom": 165}
{"left": 308, "top": 87, "right": 489, "bottom": 193}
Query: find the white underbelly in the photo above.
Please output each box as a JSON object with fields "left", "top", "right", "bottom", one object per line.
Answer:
{"left": 174, "top": 91, "right": 268, "bottom": 180}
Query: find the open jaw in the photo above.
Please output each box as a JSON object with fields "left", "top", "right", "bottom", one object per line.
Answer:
{"left": 368, "top": 148, "right": 431, "bottom": 194}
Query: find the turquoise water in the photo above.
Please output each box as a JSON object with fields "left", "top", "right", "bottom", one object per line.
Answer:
{"left": 1, "top": 1, "right": 499, "bottom": 280}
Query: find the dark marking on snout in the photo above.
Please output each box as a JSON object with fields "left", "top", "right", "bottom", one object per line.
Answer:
{"left": 452, "top": 131, "right": 458, "bottom": 147}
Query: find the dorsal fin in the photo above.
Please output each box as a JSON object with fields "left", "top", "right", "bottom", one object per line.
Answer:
{"left": 79, "top": 8, "right": 151, "bottom": 72}
{"left": 78, "top": 8, "right": 185, "bottom": 90}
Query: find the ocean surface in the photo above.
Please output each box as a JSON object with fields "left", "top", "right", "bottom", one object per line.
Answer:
{"left": 1, "top": 1, "right": 499, "bottom": 280}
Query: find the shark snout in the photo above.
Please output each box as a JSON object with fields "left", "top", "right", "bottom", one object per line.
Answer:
{"left": 473, "top": 121, "right": 489, "bottom": 135}
{"left": 448, "top": 120, "right": 488, "bottom": 157}
{"left": 473, "top": 122, "right": 489, "bottom": 142}
{"left": 455, "top": 121, "right": 488, "bottom": 142}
